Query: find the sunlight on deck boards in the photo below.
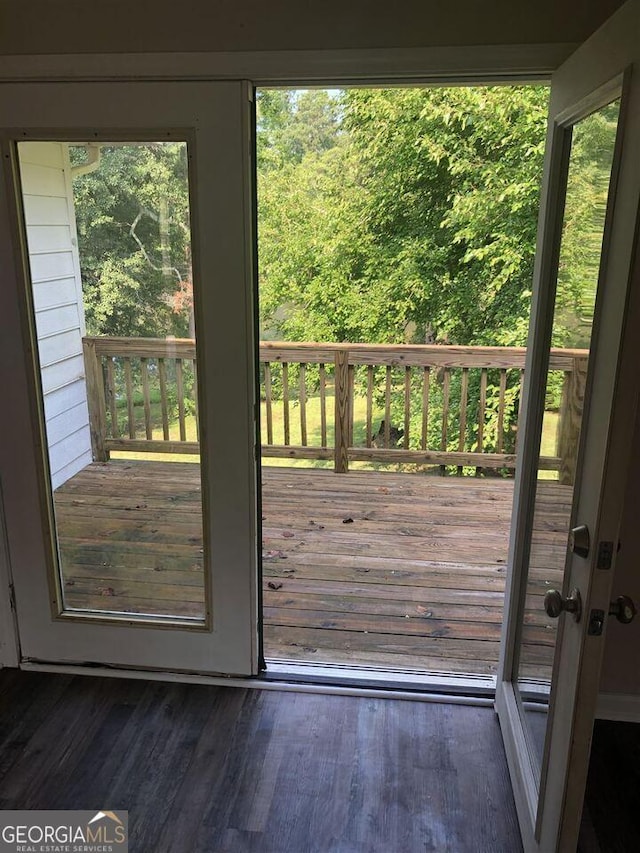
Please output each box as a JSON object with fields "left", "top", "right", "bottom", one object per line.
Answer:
{"left": 53, "top": 460, "right": 571, "bottom": 679}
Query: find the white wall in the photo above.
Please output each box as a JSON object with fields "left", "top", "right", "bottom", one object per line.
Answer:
{"left": 19, "top": 142, "right": 92, "bottom": 489}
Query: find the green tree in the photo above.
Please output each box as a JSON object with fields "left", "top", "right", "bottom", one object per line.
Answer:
{"left": 257, "top": 89, "right": 341, "bottom": 171}
{"left": 258, "top": 86, "right": 550, "bottom": 348}
{"left": 553, "top": 100, "right": 620, "bottom": 348}
{"left": 71, "top": 142, "right": 193, "bottom": 337}
{"left": 256, "top": 86, "right": 552, "bottom": 462}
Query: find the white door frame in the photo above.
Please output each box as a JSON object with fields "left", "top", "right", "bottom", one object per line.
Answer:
{"left": 0, "top": 44, "right": 569, "bottom": 672}
{"left": 0, "top": 44, "right": 572, "bottom": 86}
{"left": 0, "top": 31, "right": 628, "bottom": 659}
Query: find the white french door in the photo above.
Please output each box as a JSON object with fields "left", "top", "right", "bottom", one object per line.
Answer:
{"left": 0, "top": 82, "right": 259, "bottom": 675}
{"left": 496, "top": 2, "right": 640, "bottom": 850}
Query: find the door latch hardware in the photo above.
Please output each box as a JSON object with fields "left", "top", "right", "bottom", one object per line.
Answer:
{"left": 570, "top": 524, "right": 590, "bottom": 558}
{"left": 544, "top": 587, "right": 582, "bottom": 623}
{"left": 608, "top": 595, "right": 637, "bottom": 624}
{"left": 588, "top": 609, "right": 605, "bottom": 636}
{"left": 597, "top": 541, "right": 614, "bottom": 570}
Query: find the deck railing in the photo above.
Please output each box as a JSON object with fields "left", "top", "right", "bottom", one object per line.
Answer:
{"left": 82, "top": 336, "right": 588, "bottom": 481}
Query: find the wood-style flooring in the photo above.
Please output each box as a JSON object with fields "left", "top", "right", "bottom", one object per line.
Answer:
{"left": 54, "top": 461, "right": 572, "bottom": 678}
{"left": 0, "top": 670, "right": 523, "bottom": 852}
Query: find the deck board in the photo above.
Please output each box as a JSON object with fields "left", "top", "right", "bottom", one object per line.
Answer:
{"left": 53, "top": 460, "right": 572, "bottom": 678}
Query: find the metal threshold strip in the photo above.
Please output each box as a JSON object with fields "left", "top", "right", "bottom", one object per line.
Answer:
{"left": 263, "top": 658, "right": 497, "bottom": 700}
{"left": 20, "top": 659, "right": 496, "bottom": 706}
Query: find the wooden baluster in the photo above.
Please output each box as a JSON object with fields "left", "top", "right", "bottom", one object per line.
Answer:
{"left": 421, "top": 367, "right": 430, "bottom": 451}
{"left": 262, "top": 361, "right": 273, "bottom": 444}
{"left": 557, "top": 357, "right": 588, "bottom": 485}
{"left": 158, "top": 358, "right": 170, "bottom": 441}
{"left": 140, "top": 358, "right": 153, "bottom": 440}
{"left": 348, "top": 364, "right": 355, "bottom": 446}
{"left": 299, "top": 363, "right": 307, "bottom": 446}
{"left": 282, "top": 362, "right": 290, "bottom": 446}
{"left": 403, "top": 366, "right": 411, "bottom": 449}
{"left": 176, "top": 358, "right": 187, "bottom": 442}
{"left": 457, "top": 367, "right": 469, "bottom": 475}
{"left": 192, "top": 358, "right": 199, "bottom": 442}
{"left": 514, "top": 369, "right": 525, "bottom": 454}
{"left": 124, "top": 357, "right": 136, "bottom": 439}
{"left": 384, "top": 366, "right": 392, "bottom": 447}
{"left": 440, "top": 367, "right": 450, "bottom": 475}
{"left": 496, "top": 368, "right": 507, "bottom": 453}
{"left": 366, "top": 365, "right": 374, "bottom": 448}
{"left": 264, "top": 363, "right": 273, "bottom": 445}
{"left": 82, "top": 339, "right": 109, "bottom": 462}
{"left": 334, "top": 349, "right": 349, "bottom": 473}
{"left": 106, "top": 357, "right": 119, "bottom": 438}
{"left": 476, "top": 368, "right": 487, "bottom": 476}
{"left": 319, "top": 364, "right": 327, "bottom": 448}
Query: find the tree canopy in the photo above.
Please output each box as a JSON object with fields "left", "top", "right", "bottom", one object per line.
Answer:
{"left": 258, "top": 86, "right": 550, "bottom": 347}
{"left": 71, "top": 141, "right": 193, "bottom": 338}
{"left": 71, "top": 87, "right": 619, "bottom": 358}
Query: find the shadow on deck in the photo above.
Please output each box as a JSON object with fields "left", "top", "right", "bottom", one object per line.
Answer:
{"left": 54, "top": 460, "right": 571, "bottom": 679}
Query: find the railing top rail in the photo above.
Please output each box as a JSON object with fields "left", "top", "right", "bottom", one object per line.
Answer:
{"left": 259, "top": 342, "right": 589, "bottom": 370}
{"left": 85, "top": 336, "right": 196, "bottom": 359}
{"left": 260, "top": 341, "right": 590, "bottom": 357}
{"left": 85, "top": 336, "right": 589, "bottom": 371}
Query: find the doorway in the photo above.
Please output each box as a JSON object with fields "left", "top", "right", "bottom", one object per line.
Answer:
{"left": 254, "top": 84, "right": 595, "bottom": 683}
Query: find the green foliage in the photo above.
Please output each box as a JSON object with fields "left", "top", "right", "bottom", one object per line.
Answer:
{"left": 552, "top": 101, "right": 620, "bottom": 348}
{"left": 257, "top": 89, "right": 341, "bottom": 171}
{"left": 257, "top": 86, "right": 552, "bottom": 461}
{"left": 71, "top": 142, "right": 192, "bottom": 337}
{"left": 258, "top": 86, "right": 550, "bottom": 348}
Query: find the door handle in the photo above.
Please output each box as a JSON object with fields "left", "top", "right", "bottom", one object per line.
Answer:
{"left": 609, "top": 595, "right": 637, "bottom": 624}
{"left": 544, "top": 588, "right": 582, "bottom": 622}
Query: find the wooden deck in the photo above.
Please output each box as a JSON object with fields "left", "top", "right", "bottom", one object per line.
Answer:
{"left": 54, "top": 461, "right": 572, "bottom": 679}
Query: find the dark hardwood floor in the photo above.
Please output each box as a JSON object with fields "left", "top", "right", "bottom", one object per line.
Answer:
{"left": 0, "top": 670, "right": 522, "bottom": 852}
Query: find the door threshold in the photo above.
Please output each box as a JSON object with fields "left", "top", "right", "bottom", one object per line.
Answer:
{"left": 19, "top": 659, "right": 495, "bottom": 705}
{"left": 264, "top": 658, "right": 497, "bottom": 698}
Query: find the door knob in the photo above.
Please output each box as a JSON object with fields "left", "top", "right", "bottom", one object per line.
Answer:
{"left": 609, "top": 595, "right": 637, "bottom": 624}
{"left": 544, "top": 588, "right": 582, "bottom": 622}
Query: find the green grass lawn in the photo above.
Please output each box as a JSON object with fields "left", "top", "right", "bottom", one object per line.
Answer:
{"left": 538, "top": 410, "right": 560, "bottom": 481}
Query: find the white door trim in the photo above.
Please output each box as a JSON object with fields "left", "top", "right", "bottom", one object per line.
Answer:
{"left": 0, "top": 43, "right": 574, "bottom": 86}
{"left": 0, "top": 481, "right": 20, "bottom": 668}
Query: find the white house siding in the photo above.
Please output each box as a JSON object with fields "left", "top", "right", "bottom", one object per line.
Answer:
{"left": 18, "top": 142, "right": 92, "bottom": 490}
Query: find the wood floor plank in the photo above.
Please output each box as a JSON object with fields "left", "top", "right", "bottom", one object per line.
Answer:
{"left": 52, "top": 460, "right": 572, "bottom": 677}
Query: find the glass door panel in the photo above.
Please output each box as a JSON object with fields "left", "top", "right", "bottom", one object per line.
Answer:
{"left": 513, "top": 100, "right": 621, "bottom": 772}
{"left": 17, "top": 139, "right": 208, "bottom": 624}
